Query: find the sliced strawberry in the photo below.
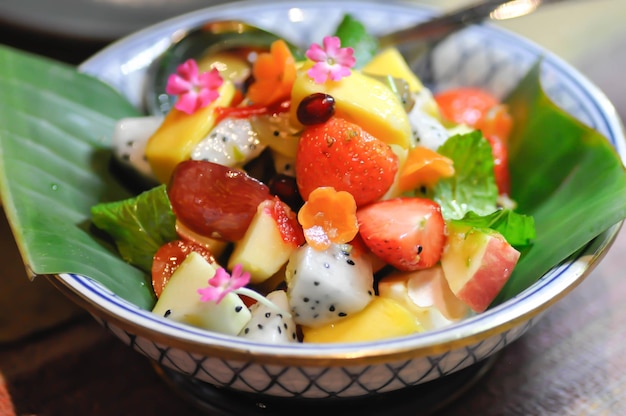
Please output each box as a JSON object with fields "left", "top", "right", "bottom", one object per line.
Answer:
{"left": 356, "top": 197, "right": 446, "bottom": 271}
{"left": 151, "top": 239, "right": 216, "bottom": 298}
{"left": 295, "top": 116, "right": 398, "bottom": 207}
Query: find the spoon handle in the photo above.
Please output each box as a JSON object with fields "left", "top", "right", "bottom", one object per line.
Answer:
{"left": 378, "top": 0, "right": 565, "bottom": 48}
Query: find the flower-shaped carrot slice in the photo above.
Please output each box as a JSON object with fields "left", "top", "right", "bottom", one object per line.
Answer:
{"left": 398, "top": 146, "right": 455, "bottom": 192}
{"left": 297, "top": 187, "right": 358, "bottom": 251}
{"left": 247, "top": 39, "right": 296, "bottom": 106}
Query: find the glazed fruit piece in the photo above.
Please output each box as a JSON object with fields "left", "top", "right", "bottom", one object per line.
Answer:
{"left": 167, "top": 160, "right": 271, "bottom": 241}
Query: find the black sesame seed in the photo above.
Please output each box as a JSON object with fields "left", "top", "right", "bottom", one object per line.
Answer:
{"left": 235, "top": 306, "right": 243, "bottom": 313}
{"left": 257, "top": 324, "right": 264, "bottom": 330}
{"left": 244, "top": 328, "right": 250, "bottom": 334}
{"left": 338, "top": 312, "right": 347, "bottom": 317}
{"left": 314, "top": 313, "right": 319, "bottom": 318}
{"left": 164, "top": 310, "right": 171, "bottom": 318}
{"left": 329, "top": 305, "right": 335, "bottom": 312}
{"left": 265, "top": 312, "right": 272, "bottom": 318}
{"left": 292, "top": 333, "right": 297, "bottom": 340}
{"left": 346, "top": 259, "right": 355, "bottom": 266}
{"left": 417, "top": 245, "right": 423, "bottom": 255}
{"left": 303, "top": 297, "right": 310, "bottom": 303}
{"left": 277, "top": 326, "right": 282, "bottom": 334}
{"left": 273, "top": 130, "right": 280, "bottom": 137}
{"left": 284, "top": 323, "right": 288, "bottom": 329}
{"left": 222, "top": 136, "right": 228, "bottom": 142}
{"left": 314, "top": 281, "right": 320, "bottom": 286}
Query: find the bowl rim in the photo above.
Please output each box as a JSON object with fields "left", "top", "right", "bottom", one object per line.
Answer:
{"left": 61, "top": 0, "right": 626, "bottom": 366}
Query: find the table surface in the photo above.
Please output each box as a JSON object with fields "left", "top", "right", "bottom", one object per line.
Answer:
{"left": 1, "top": 1, "right": 626, "bottom": 415}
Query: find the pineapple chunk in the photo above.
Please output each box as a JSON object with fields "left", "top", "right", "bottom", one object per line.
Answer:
{"left": 145, "top": 81, "right": 236, "bottom": 183}
{"left": 362, "top": 47, "right": 424, "bottom": 93}
{"left": 290, "top": 67, "right": 412, "bottom": 148}
{"left": 152, "top": 252, "right": 251, "bottom": 335}
{"left": 301, "top": 297, "right": 423, "bottom": 343}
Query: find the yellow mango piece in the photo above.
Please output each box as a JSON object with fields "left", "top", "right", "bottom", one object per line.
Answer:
{"left": 362, "top": 47, "right": 424, "bottom": 93}
{"left": 301, "top": 297, "right": 423, "bottom": 343}
{"left": 290, "top": 66, "right": 412, "bottom": 148}
{"left": 145, "top": 81, "right": 236, "bottom": 183}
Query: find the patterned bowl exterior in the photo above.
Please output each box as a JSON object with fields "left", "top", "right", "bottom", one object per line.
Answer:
{"left": 61, "top": 0, "right": 626, "bottom": 399}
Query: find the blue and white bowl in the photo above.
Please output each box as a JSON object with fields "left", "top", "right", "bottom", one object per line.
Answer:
{"left": 49, "top": 0, "right": 625, "bottom": 400}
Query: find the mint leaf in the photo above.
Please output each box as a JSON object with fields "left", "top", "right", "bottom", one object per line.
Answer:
{"left": 450, "top": 209, "right": 536, "bottom": 248}
{"left": 333, "top": 14, "right": 379, "bottom": 68}
{"left": 91, "top": 184, "right": 177, "bottom": 272}
{"left": 434, "top": 131, "right": 499, "bottom": 220}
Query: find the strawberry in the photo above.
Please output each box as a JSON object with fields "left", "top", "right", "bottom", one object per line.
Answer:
{"left": 356, "top": 197, "right": 446, "bottom": 271}
{"left": 295, "top": 116, "right": 398, "bottom": 207}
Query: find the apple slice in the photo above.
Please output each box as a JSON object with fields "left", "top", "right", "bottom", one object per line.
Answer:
{"left": 441, "top": 224, "right": 520, "bottom": 312}
{"left": 228, "top": 197, "right": 304, "bottom": 284}
{"left": 378, "top": 266, "right": 470, "bottom": 330}
{"left": 152, "top": 251, "right": 251, "bottom": 335}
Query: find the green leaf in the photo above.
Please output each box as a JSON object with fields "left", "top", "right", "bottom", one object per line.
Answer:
{"left": 450, "top": 209, "right": 536, "bottom": 248}
{"left": 0, "top": 45, "right": 156, "bottom": 309}
{"left": 91, "top": 184, "right": 177, "bottom": 273}
{"left": 333, "top": 14, "right": 379, "bottom": 68}
{"left": 494, "top": 61, "right": 626, "bottom": 303}
{"left": 434, "top": 131, "right": 499, "bottom": 220}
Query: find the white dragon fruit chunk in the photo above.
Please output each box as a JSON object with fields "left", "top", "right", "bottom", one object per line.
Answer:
{"left": 285, "top": 243, "right": 374, "bottom": 328}
{"left": 407, "top": 91, "right": 450, "bottom": 151}
{"left": 111, "top": 116, "right": 163, "bottom": 180}
{"left": 239, "top": 290, "right": 298, "bottom": 343}
{"left": 191, "top": 117, "right": 265, "bottom": 166}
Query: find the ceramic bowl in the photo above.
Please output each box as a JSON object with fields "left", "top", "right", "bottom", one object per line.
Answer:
{"left": 43, "top": 0, "right": 625, "bottom": 404}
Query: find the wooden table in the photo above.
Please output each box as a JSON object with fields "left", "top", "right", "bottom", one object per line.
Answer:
{"left": 1, "top": 1, "right": 626, "bottom": 414}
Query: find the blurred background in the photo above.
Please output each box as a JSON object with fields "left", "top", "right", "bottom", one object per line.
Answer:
{"left": 1, "top": 0, "right": 624, "bottom": 119}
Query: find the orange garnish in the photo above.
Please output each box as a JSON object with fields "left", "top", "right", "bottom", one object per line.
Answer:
{"left": 247, "top": 40, "right": 296, "bottom": 106}
{"left": 297, "top": 187, "right": 358, "bottom": 251}
{"left": 398, "top": 146, "right": 455, "bottom": 192}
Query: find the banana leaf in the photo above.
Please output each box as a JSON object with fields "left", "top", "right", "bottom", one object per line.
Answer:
{"left": 495, "top": 61, "right": 626, "bottom": 302}
{"left": 0, "top": 45, "right": 155, "bottom": 309}
{"left": 0, "top": 45, "right": 624, "bottom": 312}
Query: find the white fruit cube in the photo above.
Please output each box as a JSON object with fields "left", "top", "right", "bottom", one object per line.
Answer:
{"left": 152, "top": 252, "right": 251, "bottom": 335}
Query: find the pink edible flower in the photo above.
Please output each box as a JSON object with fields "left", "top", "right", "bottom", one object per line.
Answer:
{"left": 197, "top": 264, "right": 251, "bottom": 304}
{"left": 166, "top": 59, "right": 223, "bottom": 114}
{"left": 305, "top": 36, "right": 356, "bottom": 84}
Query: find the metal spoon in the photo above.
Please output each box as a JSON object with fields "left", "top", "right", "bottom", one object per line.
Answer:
{"left": 145, "top": 0, "right": 564, "bottom": 115}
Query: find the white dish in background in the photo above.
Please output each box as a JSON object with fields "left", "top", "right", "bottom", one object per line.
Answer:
{"left": 0, "top": 0, "right": 223, "bottom": 41}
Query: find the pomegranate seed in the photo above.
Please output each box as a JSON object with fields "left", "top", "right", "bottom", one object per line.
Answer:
{"left": 296, "top": 93, "right": 335, "bottom": 125}
{"left": 268, "top": 174, "right": 304, "bottom": 212}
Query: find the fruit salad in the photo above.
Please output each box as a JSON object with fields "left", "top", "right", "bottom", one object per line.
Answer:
{"left": 92, "top": 14, "right": 535, "bottom": 344}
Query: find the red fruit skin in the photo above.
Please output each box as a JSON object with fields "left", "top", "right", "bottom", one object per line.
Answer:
{"left": 152, "top": 239, "right": 216, "bottom": 298}
{"left": 295, "top": 117, "right": 398, "bottom": 207}
{"left": 168, "top": 160, "right": 271, "bottom": 241}
{"left": 267, "top": 196, "right": 305, "bottom": 246}
{"left": 356, "top": 197, "right": 446, "bottom": 271}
